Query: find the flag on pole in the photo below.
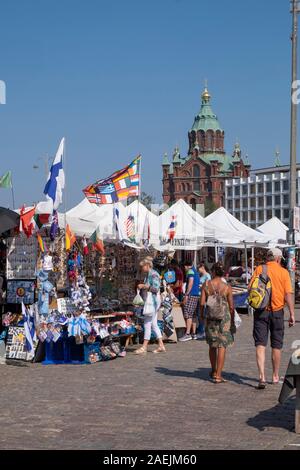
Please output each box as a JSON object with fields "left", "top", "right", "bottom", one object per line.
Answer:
{"left": 82, "top": 236, "right": 89, "bottom": 256}
{"left": 44, "top": 138, "right": 65, "bottom": 211}
{"left": 50, "top": 210, "right": 59, "bottom": 241}
{"left": 21, "top": 303, "right": 36, "bottom": 355}
{"left": 167, "top": 215, "right": 177, "bottom": 241}
{"left": 83, "top": 156, "right": 141, "bottom": 205}
{"left": 66, "top": 224, "right": 76, "bottom": 251}
{"left": 142, "top": 213, "right": 151, "bottom": 248}
{"left": 33, "top": 213, "right": 50, "bottom": 230}
{"left": 126, "top": 215, "right": 135, "bottom": 240}
{"left": 37, "top": 233, "right": 46, "bottom": 253}
{"left": 90, "top": 227, "right": 105, "bottom": 255}
{"left": 0, "top": 171, "right": 12, "bottom": 189}
{"left": 20, "top": 206, "right": 35, "bottom": 238}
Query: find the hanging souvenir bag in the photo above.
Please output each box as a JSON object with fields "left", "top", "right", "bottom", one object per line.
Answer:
{"left": 133, "top": 289, "right": 144, "bottom": 307}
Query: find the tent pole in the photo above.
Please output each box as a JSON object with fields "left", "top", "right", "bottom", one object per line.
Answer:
{"left": 215, "top": 244, "right": 218, "bottom": 262}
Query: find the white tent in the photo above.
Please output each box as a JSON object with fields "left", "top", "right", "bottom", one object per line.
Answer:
{"left": 123, "top": 200, "right": 159, "bottom": 244}
{"left": 157, "top": 199, "right": 218, "bottom": 250}
{"left": 58, "top": 199, "right": 126, "bottom": 238}
{"left": 257, "top": 217, "right": 288, "bottom": 244}
{"left": 206, "top": 207, "right": 275, "bottom": 246}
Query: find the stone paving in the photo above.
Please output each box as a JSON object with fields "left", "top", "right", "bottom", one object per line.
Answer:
{"left": 1, "top": 311, "right": 300, "bottom": 450}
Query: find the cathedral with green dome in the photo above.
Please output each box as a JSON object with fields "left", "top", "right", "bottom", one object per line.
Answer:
{"left": 162, "top": 87, "right": 251, "bottom": 211}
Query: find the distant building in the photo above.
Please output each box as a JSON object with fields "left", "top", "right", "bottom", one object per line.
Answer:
{"left": 162, "top": 87, "right": 250, "bottom": 210}
{"left": 225, "top": 162, "right": 300, "bottom": 228}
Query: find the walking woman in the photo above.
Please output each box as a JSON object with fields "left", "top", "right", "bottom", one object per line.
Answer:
{"left": 136, "top": 258, "right": 166, "bottom": 355}
{"left": 200, "top": 263, "right": 235, "bottom": 383}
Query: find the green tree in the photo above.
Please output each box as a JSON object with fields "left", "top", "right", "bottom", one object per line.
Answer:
{"left": 140, "top": 192, "right": 156, "bottom": 210}
{"left": 204, "top": 199, "right": 218, "bottom": 217}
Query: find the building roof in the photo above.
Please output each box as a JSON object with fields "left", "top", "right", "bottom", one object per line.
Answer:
{"left": 199, "top": 153, "right": 233, "bottom": 173}
{"left": 191, "top": 88, "right": 223, "bottom": 133}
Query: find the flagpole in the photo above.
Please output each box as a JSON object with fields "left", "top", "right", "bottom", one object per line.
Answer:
{"left": 137, "top": 154, "right": 142, "bottom": 241}
{"left": 63, "top": 138, "right": 67, "bottom": 249}
{"left": 10, "top": 173, "right": 16, "bottom": 210}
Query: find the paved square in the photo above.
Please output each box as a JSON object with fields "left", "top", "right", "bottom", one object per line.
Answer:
{"left": 1, "top": 312, "right": 300, "bottom": 450}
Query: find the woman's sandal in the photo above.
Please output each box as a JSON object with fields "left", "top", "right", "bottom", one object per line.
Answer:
{"left": 213, "top": 377, "right": 227, "bottom": 384}
{"left": 135, "top": 347, "right": 147, "bottom": 355}
{"left": 209, "top": 372, "right": 217, "bottom": 380}
{"left": 257, "top": 381, "right": 267, "bottom": 390}
{"left": 153, "top": 347, "right": 166, "bottom": 354}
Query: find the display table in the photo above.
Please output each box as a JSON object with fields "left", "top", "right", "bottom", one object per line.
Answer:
{"left": 278, "top": 349, "right": 300, "bottom": 434}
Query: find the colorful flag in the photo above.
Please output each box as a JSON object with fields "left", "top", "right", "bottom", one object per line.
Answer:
{"left": 66, "top": 224, "right": 76, "bottom": 251}
{"left": 37, "top": 233, "right": 46, "bottom": 253}
{"left": 90, "top": 227, "right": 105, "bottom": 255}
{"left": 22, "top": 303, "right": 36, "bottom": 355}
{"left": 34, "top": 213, "right": 50, "bottom": 230}
{"left": 50, "top": 210, "right": 59, "bottom": 241}
{"left": 83, "top": 155, "right": 141, "bottom": 205}
{"left": 20, "top": 206, "right": 35, "bottom": 238}
{"left": 126, "top": 215, "right": 135, "bottom": 240}
{"left": 0, "top": 171, "right": 12, "bottom": 189}
{"left": 82, "top": 236, "right": 89, "bottom": 256}
{"left": 44, "top": 138, "right": 65, "bottom": 211}
{"left": 167, "top": 215, "right": 177, "bottom": 241}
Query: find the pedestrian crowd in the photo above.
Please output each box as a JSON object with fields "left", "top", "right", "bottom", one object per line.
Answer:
{"left": 134, "top": 247, "right": 296, "bottom": 388}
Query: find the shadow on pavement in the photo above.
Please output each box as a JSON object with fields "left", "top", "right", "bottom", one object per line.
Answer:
{"left": 155, "top": 366, "right": 258, "bottom": 387}
{"left": 246, "top": 397, "right": 295, "bottom": 432}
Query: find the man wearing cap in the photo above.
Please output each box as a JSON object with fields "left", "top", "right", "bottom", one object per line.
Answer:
{"left": 249, "top": 248, "right": 295, "bottom": 389}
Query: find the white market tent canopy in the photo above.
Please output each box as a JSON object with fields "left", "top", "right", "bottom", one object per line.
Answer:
{"left": 53, "top": 198, "right": 285, "bottom": 250}
{"left": 257, "top": 217, "right": 288, "bottom": 244}
{"left": 156, "top": 199, "right": 244, "bottom": 251}
{"left": 205, "top": 207, "right": 277, "bottom": 246}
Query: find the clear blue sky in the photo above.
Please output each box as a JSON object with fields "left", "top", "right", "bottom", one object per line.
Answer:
{"left": 0, "top": 0, "right": 297, "bottom": 209}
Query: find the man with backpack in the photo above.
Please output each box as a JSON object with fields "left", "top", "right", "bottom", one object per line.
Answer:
{"left": 248, "top": 248, "right": 295, "bottom": 389}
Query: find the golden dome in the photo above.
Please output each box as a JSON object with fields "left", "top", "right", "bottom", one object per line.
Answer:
{"left": 202, "top": 87, "right": 211, "bottom": 102}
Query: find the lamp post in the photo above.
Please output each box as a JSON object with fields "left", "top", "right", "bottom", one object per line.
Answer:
{"left": 288, "top": 0, "right": 300, "bottom": 290}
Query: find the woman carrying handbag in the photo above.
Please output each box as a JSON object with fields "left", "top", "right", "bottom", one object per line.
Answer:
{"left": 135, "top": 258, "right": 166, "bottom": 355}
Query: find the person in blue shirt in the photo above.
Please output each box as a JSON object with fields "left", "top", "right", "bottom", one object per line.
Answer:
{"left": 179, "top": 261, "right": 201, "bottom": 342}
{"left": 197, "top": 263, "right": 211, "bottom": 340}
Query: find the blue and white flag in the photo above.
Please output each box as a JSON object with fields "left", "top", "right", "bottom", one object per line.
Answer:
{"left": 22, "top": 303, "right": 36, "bottom": 355}
{"left": 44, "top": 138, "right": 65, "bottom": 211}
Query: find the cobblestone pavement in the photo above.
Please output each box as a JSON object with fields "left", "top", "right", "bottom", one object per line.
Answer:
{"left": 1, "top": 312, "right": 300, "bottom": 450}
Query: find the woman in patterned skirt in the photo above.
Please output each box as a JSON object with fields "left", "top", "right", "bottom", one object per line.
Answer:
{"left": 200, "top": 263, "right": 235, "bottom": 384}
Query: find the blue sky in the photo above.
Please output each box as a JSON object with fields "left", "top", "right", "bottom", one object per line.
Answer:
{"left": 0, "top": 0, "right": 297, "bottom": 209}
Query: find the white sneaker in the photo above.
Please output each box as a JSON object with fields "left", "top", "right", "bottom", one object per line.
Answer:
{"left": 179, "top": 334, "right": 192, "bottom": 342}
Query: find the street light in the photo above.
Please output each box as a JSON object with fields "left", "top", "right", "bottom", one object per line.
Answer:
{"left": 288, "top": 0, "right": 300, "bottom": 290}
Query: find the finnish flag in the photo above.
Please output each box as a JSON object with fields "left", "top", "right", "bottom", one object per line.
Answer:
{"left": 44, "top": 138, "right": 65, "bottom": 211}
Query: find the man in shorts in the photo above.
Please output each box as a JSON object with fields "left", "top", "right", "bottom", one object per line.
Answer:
{"left": 249, "top": 248, "right": 295, "bottom": 389}
{"left": 179, "top": 261, "right": 200, "bottom": 342}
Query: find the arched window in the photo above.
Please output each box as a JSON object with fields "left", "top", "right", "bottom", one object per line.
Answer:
{"left": 193, "top": 165, "right": 200, "bottom": 177}
{"left": 194, "top": 181, "right": 200, "bottom": 191}
{"left": 182, "top": 183, "right": 186, "bottom": 192}
{"left": 206, "top": 130, "right": 214, "bottom": 150}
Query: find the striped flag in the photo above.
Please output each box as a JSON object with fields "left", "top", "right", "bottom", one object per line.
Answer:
{"left": 90, "top": 227, "right": 105, "bottom": 255}
{"left": 168, "top": 215, "right": 177, "bottom": 241}
{"left": 83, "top": 156, "right": 141, "bottom": 205}
{"left": 37, "top": 233, "right": 47, "bottom": 253}
{"left": 66, "top": 224, "right": 76, "bottom": 251}
{"left": 126, "top": 215, "right": 135, "bottom": 240}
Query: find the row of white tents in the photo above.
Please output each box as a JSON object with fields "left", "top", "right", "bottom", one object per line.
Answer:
{"left": 52, "top": 198, "right": 291, "bottom": 252}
